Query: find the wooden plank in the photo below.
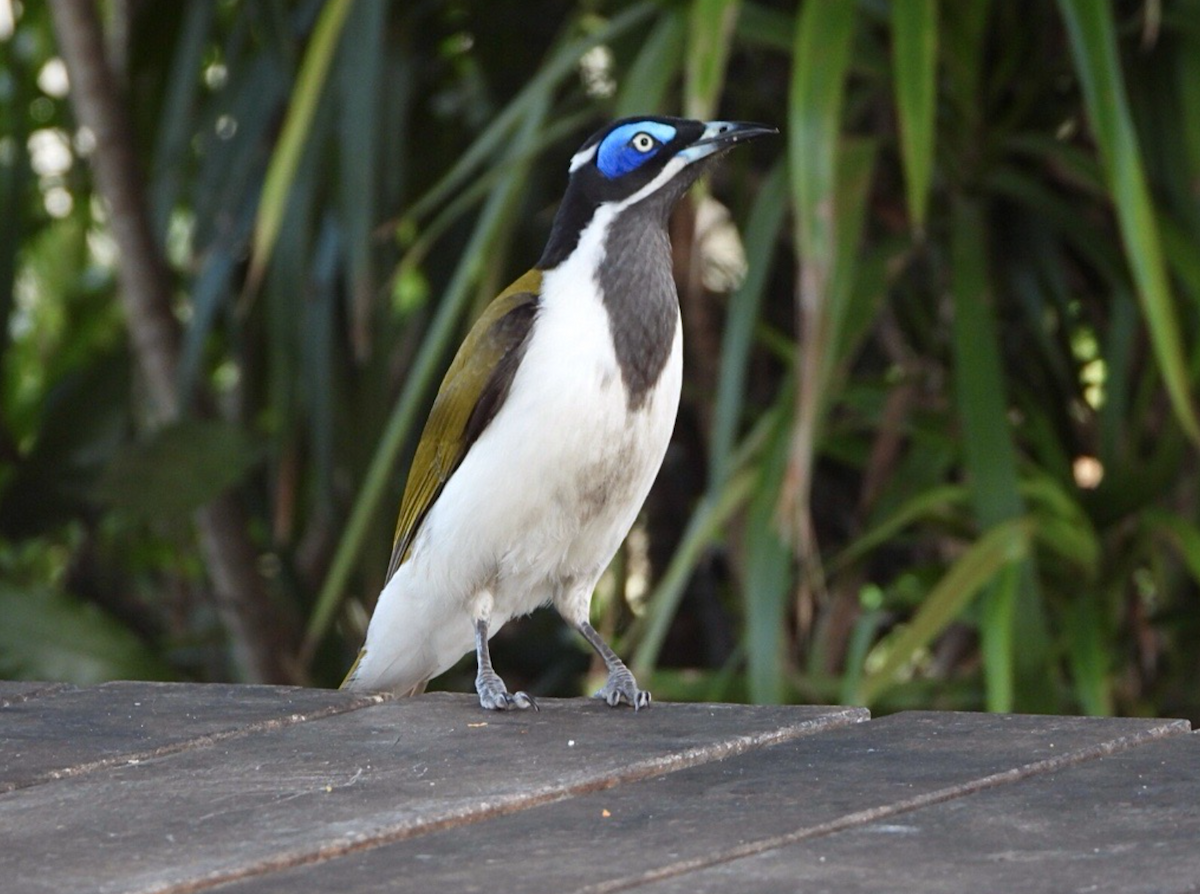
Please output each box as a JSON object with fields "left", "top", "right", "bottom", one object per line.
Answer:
{"left": 0, "top": 681, "right": 73, "bottom": 707}
{"left": 208, "top": 711, "right": 1189, "bottom": 894}
{"left": 630, "top": 729, "right": 1200, "bottom": 893}
{"left": 0, "top": 693, "right": 863, "bottom": 894}
{"left": 0, "top": 681, "right": 387, "bottom": 793}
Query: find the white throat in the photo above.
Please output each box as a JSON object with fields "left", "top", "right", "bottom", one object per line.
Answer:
{"left": 542, "top": 202, "right": 618, "bottom": 299}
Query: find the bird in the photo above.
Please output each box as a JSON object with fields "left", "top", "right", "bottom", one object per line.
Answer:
{"left": 343, "top": 116, "right": 776, "bottom": 710}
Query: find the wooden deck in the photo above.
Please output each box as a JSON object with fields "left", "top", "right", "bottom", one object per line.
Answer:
{"left": 2, "top": 681, "right": 1197, "bottom": 893}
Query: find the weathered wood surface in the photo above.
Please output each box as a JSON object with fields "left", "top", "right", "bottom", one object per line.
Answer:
{"left": 0, "top": 684, "right": 862, "bottom": 893}
{"left": 0, "top": 682, "right": 1194, "bottom": 894}
{"left": 0, "top": 682, "right": 386, "bottom": 793}
{"left": 215, "top": 712, "right": 1193, "bottom": 894}
{"left": 633, "top": 729, "right": 1200, "bottom": 894}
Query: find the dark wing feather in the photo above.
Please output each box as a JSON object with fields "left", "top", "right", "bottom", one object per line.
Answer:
{"left": 384, "top": 270, "right": 542, "bottom": 582}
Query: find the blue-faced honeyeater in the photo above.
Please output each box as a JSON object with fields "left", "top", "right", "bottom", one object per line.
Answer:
{"left": 343, "top": 117, "right": 776, "bottom": 710}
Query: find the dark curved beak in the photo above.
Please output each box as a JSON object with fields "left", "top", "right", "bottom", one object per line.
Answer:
{"left": 680, "top": 120, "right": 778, "bottom": 163}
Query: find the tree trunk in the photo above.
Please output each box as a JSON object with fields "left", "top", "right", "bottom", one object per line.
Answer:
{"left": 49, "top": 0, "right": 299, "bottom": 685}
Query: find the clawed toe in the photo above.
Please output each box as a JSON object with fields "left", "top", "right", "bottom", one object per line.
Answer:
{"left": 594, "top": 674, "right": 651, "bottom": 710}
{"left": 510, "top": 690, "right": 539, "bottom": 711}
{"left": 477, "top": 677, "right": 538, "bottom": 712}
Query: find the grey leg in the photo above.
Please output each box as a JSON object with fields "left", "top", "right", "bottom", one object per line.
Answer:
{"left": 474, "top": 618, "right": 537, "bottom": 711}
{"left": 577, "top": 621, "right": 650, "bottom": 710}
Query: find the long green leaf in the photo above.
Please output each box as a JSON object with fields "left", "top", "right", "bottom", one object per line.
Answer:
{"left": 839, "top": 609, "right": 886, "bottom": 707}
{"left": 789, "top": 0, "right": 857, "bottom": 268}
{"left": 783, "top": 0, "right": 858, "bottom": 535}
{"left": 686, "top": 0, "right": 741, "bottom": 119}
{"left": 615, "top": 8, "right": 687, "bottom": 117}
{"left": 149, "top": 0, "right": 213, "bottom": 237}
{"left": 978, "top": 562, "right": 1018, "bottom": 712}
{"left": 245, "top": 0, "right": 353, "bottom": 295}
{"left": 262, "top": 61, "right": 332, "bottom": 477}
{"left": 785, "top": 137, "right": 877, "bottom": 533}
{"left": 1067, "top": 590, "right": 1111, "bottom": 715}
{"left": 191, "top": 55, "right": 287, "bottom": 252}
{"left": 951, "top": 198, "right": 1050, "bottom": 712}
{"left": 744, "top": 411, "right": 795, "bottom": 703}
{"left": 952, "top": 201, "right": 1032, "bottom": 531}
{"left": 821, "top": 138, "right": 879, "bottom": 400}
{"left": 337, "top": 0, "right": 386, "bottom": 357}
{"left": 1058, "top": 0, "right": 1200, "bottom": 443}
{"left": 858, "top": 517, "right": 1033, "bottom": 706}
{"left": 890, "top": 0, "right": 938, "bottom": 232}
{"left": 709, "top": 160, "right": 787, "bottom": 488}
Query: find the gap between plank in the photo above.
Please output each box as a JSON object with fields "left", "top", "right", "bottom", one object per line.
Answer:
{"left": 573, "top": 718, "right": 1193, "bottom": 894}
{"left": 152, "top": 706, "right": 869, "bottom": 894}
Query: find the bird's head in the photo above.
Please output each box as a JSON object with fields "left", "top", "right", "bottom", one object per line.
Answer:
{"left": 538, "top": 116, "right": 776, "bottom": 269}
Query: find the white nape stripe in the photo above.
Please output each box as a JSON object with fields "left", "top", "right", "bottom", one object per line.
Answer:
{"left": 569, "top": 143, "right": 598, "bottom": 172}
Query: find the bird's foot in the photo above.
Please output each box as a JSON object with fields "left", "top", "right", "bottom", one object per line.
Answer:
{"left": 476, "top": 672, "right": 538, "bottom": 711}
{"left": 593, "top": 670, "right": 651, "bottom": 710}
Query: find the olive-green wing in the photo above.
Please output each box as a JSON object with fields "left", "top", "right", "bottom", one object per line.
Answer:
{"left": 384, "top": 269, "right": 542, "bottom": 582}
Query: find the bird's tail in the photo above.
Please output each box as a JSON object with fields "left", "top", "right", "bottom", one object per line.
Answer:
{"left": 340, "top": 647, "right": 428, "bottom": 696}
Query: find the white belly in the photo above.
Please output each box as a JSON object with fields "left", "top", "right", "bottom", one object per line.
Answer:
{"left": 352, "top": 274, "right": 682, "bottom": 693}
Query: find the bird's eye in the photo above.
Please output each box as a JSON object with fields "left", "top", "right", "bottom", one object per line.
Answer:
{"left": 630, "top": 133, "right": 656, "bottom": 153}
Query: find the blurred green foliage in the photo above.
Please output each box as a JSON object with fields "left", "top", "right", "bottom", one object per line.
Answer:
{"left": 3, "top": 0, "right": 1199, "bottom": 721}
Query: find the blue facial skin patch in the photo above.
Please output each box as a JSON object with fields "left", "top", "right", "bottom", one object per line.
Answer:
{"left": 596, "top": 121, "right": 678, "bottom": 179}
